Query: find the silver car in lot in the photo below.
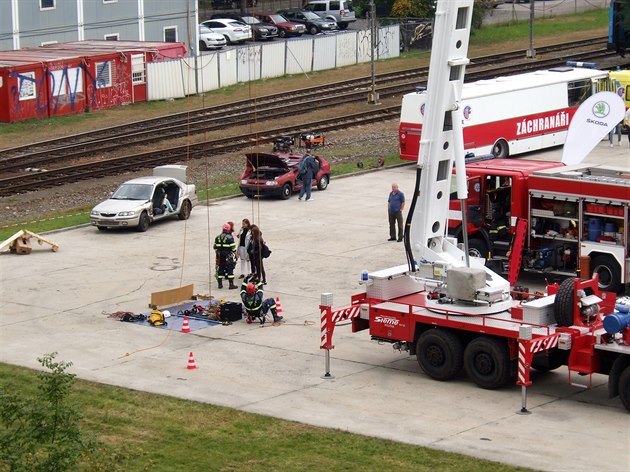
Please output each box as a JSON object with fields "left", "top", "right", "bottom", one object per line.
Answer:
{"left": 90, "top": 166, "right": 198, "bottom": 232}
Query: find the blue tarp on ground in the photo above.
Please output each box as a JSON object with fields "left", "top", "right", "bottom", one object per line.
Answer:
{"left": 141, "top": 300, "right": 223, "bottom": 331}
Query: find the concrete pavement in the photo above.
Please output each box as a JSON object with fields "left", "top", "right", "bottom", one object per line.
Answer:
{"left": 1, "top": 138, "right": 629, "bottom": 472}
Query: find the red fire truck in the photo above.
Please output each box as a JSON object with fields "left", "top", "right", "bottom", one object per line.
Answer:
{"left": 321, "top": 0, "right": 630, "bottom": 413}
{"left": 448, "top": 159, "right": 629, "bottom": 293}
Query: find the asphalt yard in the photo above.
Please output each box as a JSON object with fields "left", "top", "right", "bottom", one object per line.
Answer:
{"left": 1, "top": 138, "right": 629, "bottom": 472}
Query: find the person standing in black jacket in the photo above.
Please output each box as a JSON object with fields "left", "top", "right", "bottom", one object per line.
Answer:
{"left": 247, "top": 225, "right": 267, "bottom": 285}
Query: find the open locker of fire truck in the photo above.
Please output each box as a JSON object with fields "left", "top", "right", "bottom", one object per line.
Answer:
{"left": 320, "top": 0, "right": 630, "bottom": 412}
{"left": 448, "top": 158, "right": 630, "bottom": 294}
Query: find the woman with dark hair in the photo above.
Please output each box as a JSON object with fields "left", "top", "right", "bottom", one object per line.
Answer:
{"left": 236, "top": 218, "right": 252, "bottom": 278}
{"left": 247, "top": 224, "right": 267, "bottom": 285}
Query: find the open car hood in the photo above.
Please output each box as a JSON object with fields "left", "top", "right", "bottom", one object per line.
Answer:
{"left": 245, "top": 152, "right": 296, "bottom": 170}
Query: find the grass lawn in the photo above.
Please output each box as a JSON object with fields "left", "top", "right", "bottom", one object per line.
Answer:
{"left": 0, "top": 362, "right": 536, "bottom": 472}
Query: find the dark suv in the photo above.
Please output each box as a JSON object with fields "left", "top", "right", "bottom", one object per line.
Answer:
{"left": 210, "top": 13, "right": 278, "bottom": 40}
{"left": 277, "top": 9, "right": 338, "bottom": 35}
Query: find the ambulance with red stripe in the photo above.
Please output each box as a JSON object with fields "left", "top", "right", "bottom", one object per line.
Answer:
{"left": 399, "top": 66, "right": 611, "bottom": 160}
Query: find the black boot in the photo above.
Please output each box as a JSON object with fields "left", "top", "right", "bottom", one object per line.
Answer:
{"left": 228, "top": 279, "right": 237, "bottom": 290}
{"left": 217, "top": 279, "right": 223, "bottom": 289}
{"left": 272, "top": 309, "right": 283, "bottom": 322}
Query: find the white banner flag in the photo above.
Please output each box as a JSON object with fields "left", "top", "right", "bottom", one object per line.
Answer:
{"left": 561, "top": 91, "right": 625, "bottom": 165}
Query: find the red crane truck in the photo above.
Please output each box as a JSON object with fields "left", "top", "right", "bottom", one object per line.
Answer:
{"left": 320, "top": 0, "right": 630, "bottom": 413}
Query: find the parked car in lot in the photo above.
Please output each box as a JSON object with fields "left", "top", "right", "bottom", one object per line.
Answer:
{"left": 198, "top": 24, "right": 227, "bottom": 50}
{"left": 254, "top": 13, "right": 306, "bottom": 38}
{"left": 210, "top": 13, "right": 278, "bottom": 40}
{"left": 90, "top": 166, "right": 198, "bottom": 232}
{"left": 201, "top": 19, "right": 252, "bottom": 44}
{"left": 277, "top": 9, "right": 339, "bottom": 35}
{"left": 304, "top": 0, "right": 356, "bottom": 29}
{"left": 239, "top": 152, "right": 330, "bottom": 199}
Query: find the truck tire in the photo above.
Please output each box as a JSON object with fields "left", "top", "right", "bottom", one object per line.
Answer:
{"left": 467, "top": 238, "right": 488, "bottom": 259}
{"left": 590, "top": 254, "right": 621, "bottom": 293}
{"left": 553, "top": 278, "right": 575, "bottom": 327}
{"left": 619, "top": 365, "right": 630, "bottom": 413}
{"left": 416, "top": 329, "right": 463, "bottom": 381}
{"left": 492, "top": 139, "right": 509, "bottom": 158}
{"left": 464, "top": 336, "right": 511, "bottom": 389}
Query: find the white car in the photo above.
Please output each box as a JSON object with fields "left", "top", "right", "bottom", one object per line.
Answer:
{"left": 198, "top": 24, "right": 227, "bottom": 50}
{"left": 90, "top": 166, "right": 198, "bottom": 232}
{"left": 201, "top": 19, "right": 252, "bottom": 44}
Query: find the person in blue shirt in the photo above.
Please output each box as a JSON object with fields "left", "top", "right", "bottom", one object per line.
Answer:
{"left": 298, "top": 153, "right": 316, "bottom": 201}
{"left": 387, "top": 183, "right": 405, "bottom": 242}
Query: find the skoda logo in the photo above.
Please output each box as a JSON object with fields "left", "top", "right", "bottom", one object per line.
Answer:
{"left": 592, "top": 101, "right": 610, "bottom": 118}
{"left": 420, "top": 103, "right": 425, "bottom": 116}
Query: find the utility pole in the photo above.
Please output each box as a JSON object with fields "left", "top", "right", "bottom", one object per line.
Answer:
{"left": 526, "top": 0, "right": 535, "bottom": 58}
{"left": 367, "top": 0, "right": 380, "bottom": 104}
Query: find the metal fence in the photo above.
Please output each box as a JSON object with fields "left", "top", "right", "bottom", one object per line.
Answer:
{"left": 146, "top": 25, "right": 399, "bottom": 101}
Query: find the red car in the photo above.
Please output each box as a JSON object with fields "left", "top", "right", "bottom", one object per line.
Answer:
{"left": 239, "top": 152, "right": 330, "bottom": 199}
{"left": 253, "top": 13, "right": 307, "bottom": 38}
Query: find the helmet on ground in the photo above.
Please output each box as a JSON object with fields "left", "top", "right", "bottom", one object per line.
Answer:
{"left": 162, "top": 310, "right": 171, "bottom": 318}
{"left": 246, "top": 283, "right": 256, "bottom": 294}
{"left": 223, "top": 223, "right": 231, "bottom": 232}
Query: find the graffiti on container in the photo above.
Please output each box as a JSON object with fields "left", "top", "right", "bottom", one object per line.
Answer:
{"left": 8, "top": 60, "right": 131, "bottom": 115}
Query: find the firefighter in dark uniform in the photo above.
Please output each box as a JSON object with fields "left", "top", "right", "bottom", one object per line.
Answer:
{"left": 240, "top": 276, "right": 283, "bottom": 324}
{"left": 214, "top": 222, "right": 237, "bottom": 289}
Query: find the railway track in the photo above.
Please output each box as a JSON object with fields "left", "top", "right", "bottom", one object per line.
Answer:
{"left": 0, "top": 37, "right": 624, "bottom": 196}
{"left": 0, "top": 37, "right": 610, "bottom": 169}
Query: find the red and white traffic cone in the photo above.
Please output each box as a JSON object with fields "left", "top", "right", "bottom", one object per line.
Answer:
{"left": 181, "top": 316, "right": 191, "bottom": 333}
{"left": 275, "top": 297, "right": 283, "bottom": 315}
{"left": 186, "top": 351, "right": 197, "bottom": 370}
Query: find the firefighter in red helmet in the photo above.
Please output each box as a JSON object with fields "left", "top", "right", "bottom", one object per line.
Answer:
{"left": 240, "top": 275, "right": 283, "bottom": 324}
{"left": 213, "top": 222, "right": 237, "bottom": 289}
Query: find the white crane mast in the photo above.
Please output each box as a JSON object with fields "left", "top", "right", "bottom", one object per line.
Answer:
{"left": 408, "top": 0, "right": 472, "bottom": 266}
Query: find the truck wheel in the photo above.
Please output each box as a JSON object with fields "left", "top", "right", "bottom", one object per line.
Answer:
{"left": 137, "top": 212, "right": 150, "bottom": 232}
{"left": 416, "top": 329, "right": 464, "bottom": 381}
{"left": 492, "top": 139, "right": 509, "bottom": 158}
{"left": 467, "top": 238, "right": 488, "bottom": 259}
{"left": 178, "top": 200, "right": 192, "bottom": 220}
{"left": 591, "top": 255, "right": 621, "bottom": 293}
{"left": 619, "top": 365, "right": 630, "bottom": 413}
{"left": 464, "top": 336, "right": 511, "bottom": 389}
{"left": 553, "top": 278, "right": 575, "bottom": 327}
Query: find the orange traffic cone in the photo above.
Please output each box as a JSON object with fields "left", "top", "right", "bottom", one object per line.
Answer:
{"left": 275, "top": 297, "right": 283, "bottom": 315}
{"left": 181, "top": 316, "right": 191, "bottom": 333}
{"left": 186, "top": 351, "right": 197, "bottom": 370}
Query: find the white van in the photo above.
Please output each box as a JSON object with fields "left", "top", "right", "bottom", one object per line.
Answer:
{"left": 304, "top": 0, "right": 356, "bottom": 29}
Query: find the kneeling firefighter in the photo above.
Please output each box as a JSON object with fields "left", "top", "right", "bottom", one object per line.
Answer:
{"left": 240, "top": 276, "right": 283, "bottom": 324}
